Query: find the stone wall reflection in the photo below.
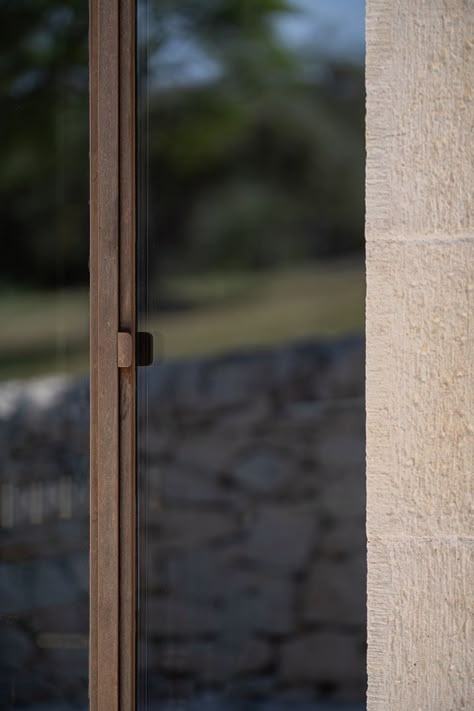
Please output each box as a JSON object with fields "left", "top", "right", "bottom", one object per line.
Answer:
{"left": 0, "top": 377, "right": 89, "bottom": 709}
{"left": 138, "top": 337, "right": 366, "bottom": 706}
{"left": 0, "top": 337, "right": 365, "bottom": 708}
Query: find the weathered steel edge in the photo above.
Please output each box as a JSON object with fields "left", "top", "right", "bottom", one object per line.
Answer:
{"left": 119, "top": 0, "right": 137, "bottom": 708}
{"left": 89, "top": 0, "right": 99, "bottom": 706}
{"left": 90, "top": 0, "right": 137, "bottom": 709}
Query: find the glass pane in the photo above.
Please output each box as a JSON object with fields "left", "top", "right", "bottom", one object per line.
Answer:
{"left": 137, "top": 1, "right": 365, "bottom": 709}
{"left": 0, "top": 2, "right": 89, "bottom": 708}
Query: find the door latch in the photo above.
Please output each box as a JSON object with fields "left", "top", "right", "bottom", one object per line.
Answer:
{"left": 117, "top": 331, "right": 153, "bottom": 368}
{"left": 136, "top": 331, "right": 153, "bottom": 367}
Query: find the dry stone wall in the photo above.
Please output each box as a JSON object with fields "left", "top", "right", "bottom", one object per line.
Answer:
{"left": 0, "top": 338, "right": 365, "bottom": 708}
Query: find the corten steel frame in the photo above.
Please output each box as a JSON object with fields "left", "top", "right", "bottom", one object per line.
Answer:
{"left": 89, "top": 0, "right": 137, "bottom": 709}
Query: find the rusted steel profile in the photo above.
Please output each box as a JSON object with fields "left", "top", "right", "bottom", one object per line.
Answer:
{"left": 90, "top": 1, "right": 137, "bottom": 708}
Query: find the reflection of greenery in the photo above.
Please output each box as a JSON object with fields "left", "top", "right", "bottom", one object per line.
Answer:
{"left": 151, "top": 260, "right": 365, "bottom": 359}
{"left": 143, "top": 0, "right": 365, "bottom": 275}
{"left": 0, "top": 0, "right": 89, "bottom": 287}
{"left": 0, "top": 0, "right": 364, "bottom": 289}
{"left": 0, "top": 287, "right": 89, "bottom": 380}
{"left": 0, "top": 261, "right": 364, "bottom": 380}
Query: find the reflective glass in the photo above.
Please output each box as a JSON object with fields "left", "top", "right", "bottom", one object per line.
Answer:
{"left": 0, "top": 2, "right": 89, "bottom": 708}
{"left": 137, "top": 2, "right": 365, "bottom": 709}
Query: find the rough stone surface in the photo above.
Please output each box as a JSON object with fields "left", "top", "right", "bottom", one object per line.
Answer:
{"left": 367, "top": 241, "right": 474, "bottom": 538}
{"left": 367, "top": 2, "right": 474, "bottom": 709}
{"left": 369, "top": 540, "right": 474, "bottom": 710}
{"left": 366, "top": 0, "right": 474, "bottom": 238}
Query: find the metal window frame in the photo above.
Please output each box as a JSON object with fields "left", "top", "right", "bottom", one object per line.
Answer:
{"left": 89, "top": 1, "right": 137, "bottom": 709}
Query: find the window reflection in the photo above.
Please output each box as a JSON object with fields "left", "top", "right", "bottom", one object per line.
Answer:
{"left": 0, "top": 2, "right": 89, "bottom": 708}
{"left": 137, "top": 1, "right": 365, "bottom": 709}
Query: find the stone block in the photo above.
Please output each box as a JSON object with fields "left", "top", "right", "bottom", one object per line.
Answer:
{"left": 156, "top": 510, "right": 239, "bottom": 548}
{"left": 145, "top": 598, "right": 222, "bottom": 638}
{"left": 0, "top": 554, "right": 88, "bottom": 614}
{"left": 320, "top": 476, "right": 365, "bottom": 520}
{"left": 27, "top": 599, "right": 88, "bottom": 635}
{"left": 280, "top": 632, "right": 363, "bottom": 685}
{"left": 366, "top": 0, "right": 474, "bottom": 238}
{"left": 368, "top": 539, "right": 474, "bottom": 711}
{"left": 0, "top": 627, "right": 34, "bottom": 669}
{"left": 150, "top": 547, "right": 234, "bottom": 601}
{"left": 245, "top": 505, "right": 315, "bottom": 573}
{"left": 319, "top": 342, "right": 365, "bottom": 400}
{"left": 319, "top": 517, "right": 365, "bottom": 557}
{"left": 303, "top": 556, "right": 366, "bottom": 626}
{"left": 175, "top": 434, "right": 244, "bottom": 479}
{"left": 231, "top": 448, "right": 289, "bottom": 494}
{"left": 154, "top": 638, "right": 272, "bottom": 682}
{"left": 367, "top": 240, "right": 474, "bottom": 537}
{"left": 215, "top": 399, "right": 269, "bottom": 432}
{"left": 202, "top": 355, "right": 272, "bottom": 408}
{"left": 220, "top": 575, "right": 293, "bottom": 637}
{"left": 315, "top": 408, "right": 365, "bottom": 484}
{"left": 149, "top": 464, "right": 240, "bottom": 508}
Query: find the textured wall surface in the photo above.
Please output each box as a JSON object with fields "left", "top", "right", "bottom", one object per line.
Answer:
{"left": 0, "top": 339, "right": 365, "bottom": 708}
{"left": 366, "top": 1, "right": 474, "bottom": 709}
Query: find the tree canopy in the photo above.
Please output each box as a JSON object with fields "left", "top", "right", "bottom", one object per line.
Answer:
{"left": 0, "top": 0, "right": 364, "bottom": 288}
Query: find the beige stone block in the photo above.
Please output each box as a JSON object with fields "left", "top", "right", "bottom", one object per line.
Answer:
{"left": 366, "top": 0, "right": 474, "bottom": 238}
{"left": 367, "top": 240, "right": 474, "bottom": 537}
{"left": 368, "top": 540, "right": 474, "bottom": 711}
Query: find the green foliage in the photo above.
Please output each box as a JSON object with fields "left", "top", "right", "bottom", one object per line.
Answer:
{"left": 144, "top": 53, "right": 364, "bottom": 273}
{"left": 0, "top": 0, "right": 88, "bottom": 286}
{"left": 0, "top": 0, "right": 364, "bottom": 288}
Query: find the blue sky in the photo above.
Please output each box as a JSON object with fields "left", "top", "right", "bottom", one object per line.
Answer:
{"left": 277, "top": 0, "right": 365, "bottom": 60}
{"left": 150, "top": 0, "right": 365, "bottom": 88}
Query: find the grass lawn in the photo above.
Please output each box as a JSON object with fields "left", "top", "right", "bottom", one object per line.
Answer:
{"left": 0, "top": 260, "right": 364, "bottom": 381}
{"left": 0, "top": 288, "right": 89, "bottom": 381}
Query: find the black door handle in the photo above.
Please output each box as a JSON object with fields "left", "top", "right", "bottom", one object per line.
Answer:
{"left": 136, "top": 331, "right": 153, "bottom": 367}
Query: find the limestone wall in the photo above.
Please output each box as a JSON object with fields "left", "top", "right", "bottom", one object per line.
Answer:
{"left": 0, "top": 338, "right": 365, "bottom": 708}
{"left": 366, "top": 1, "right": 474, "bottom": 708}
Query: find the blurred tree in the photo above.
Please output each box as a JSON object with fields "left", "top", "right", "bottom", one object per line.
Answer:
{"left": 142, "top": 2, "right": 365, "bottom": 274}
{"left": 0, "top": 0, "right": 364, "bottom": 289}
{"left": 0, "top": 0, "right": 89, "bottom": 287}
